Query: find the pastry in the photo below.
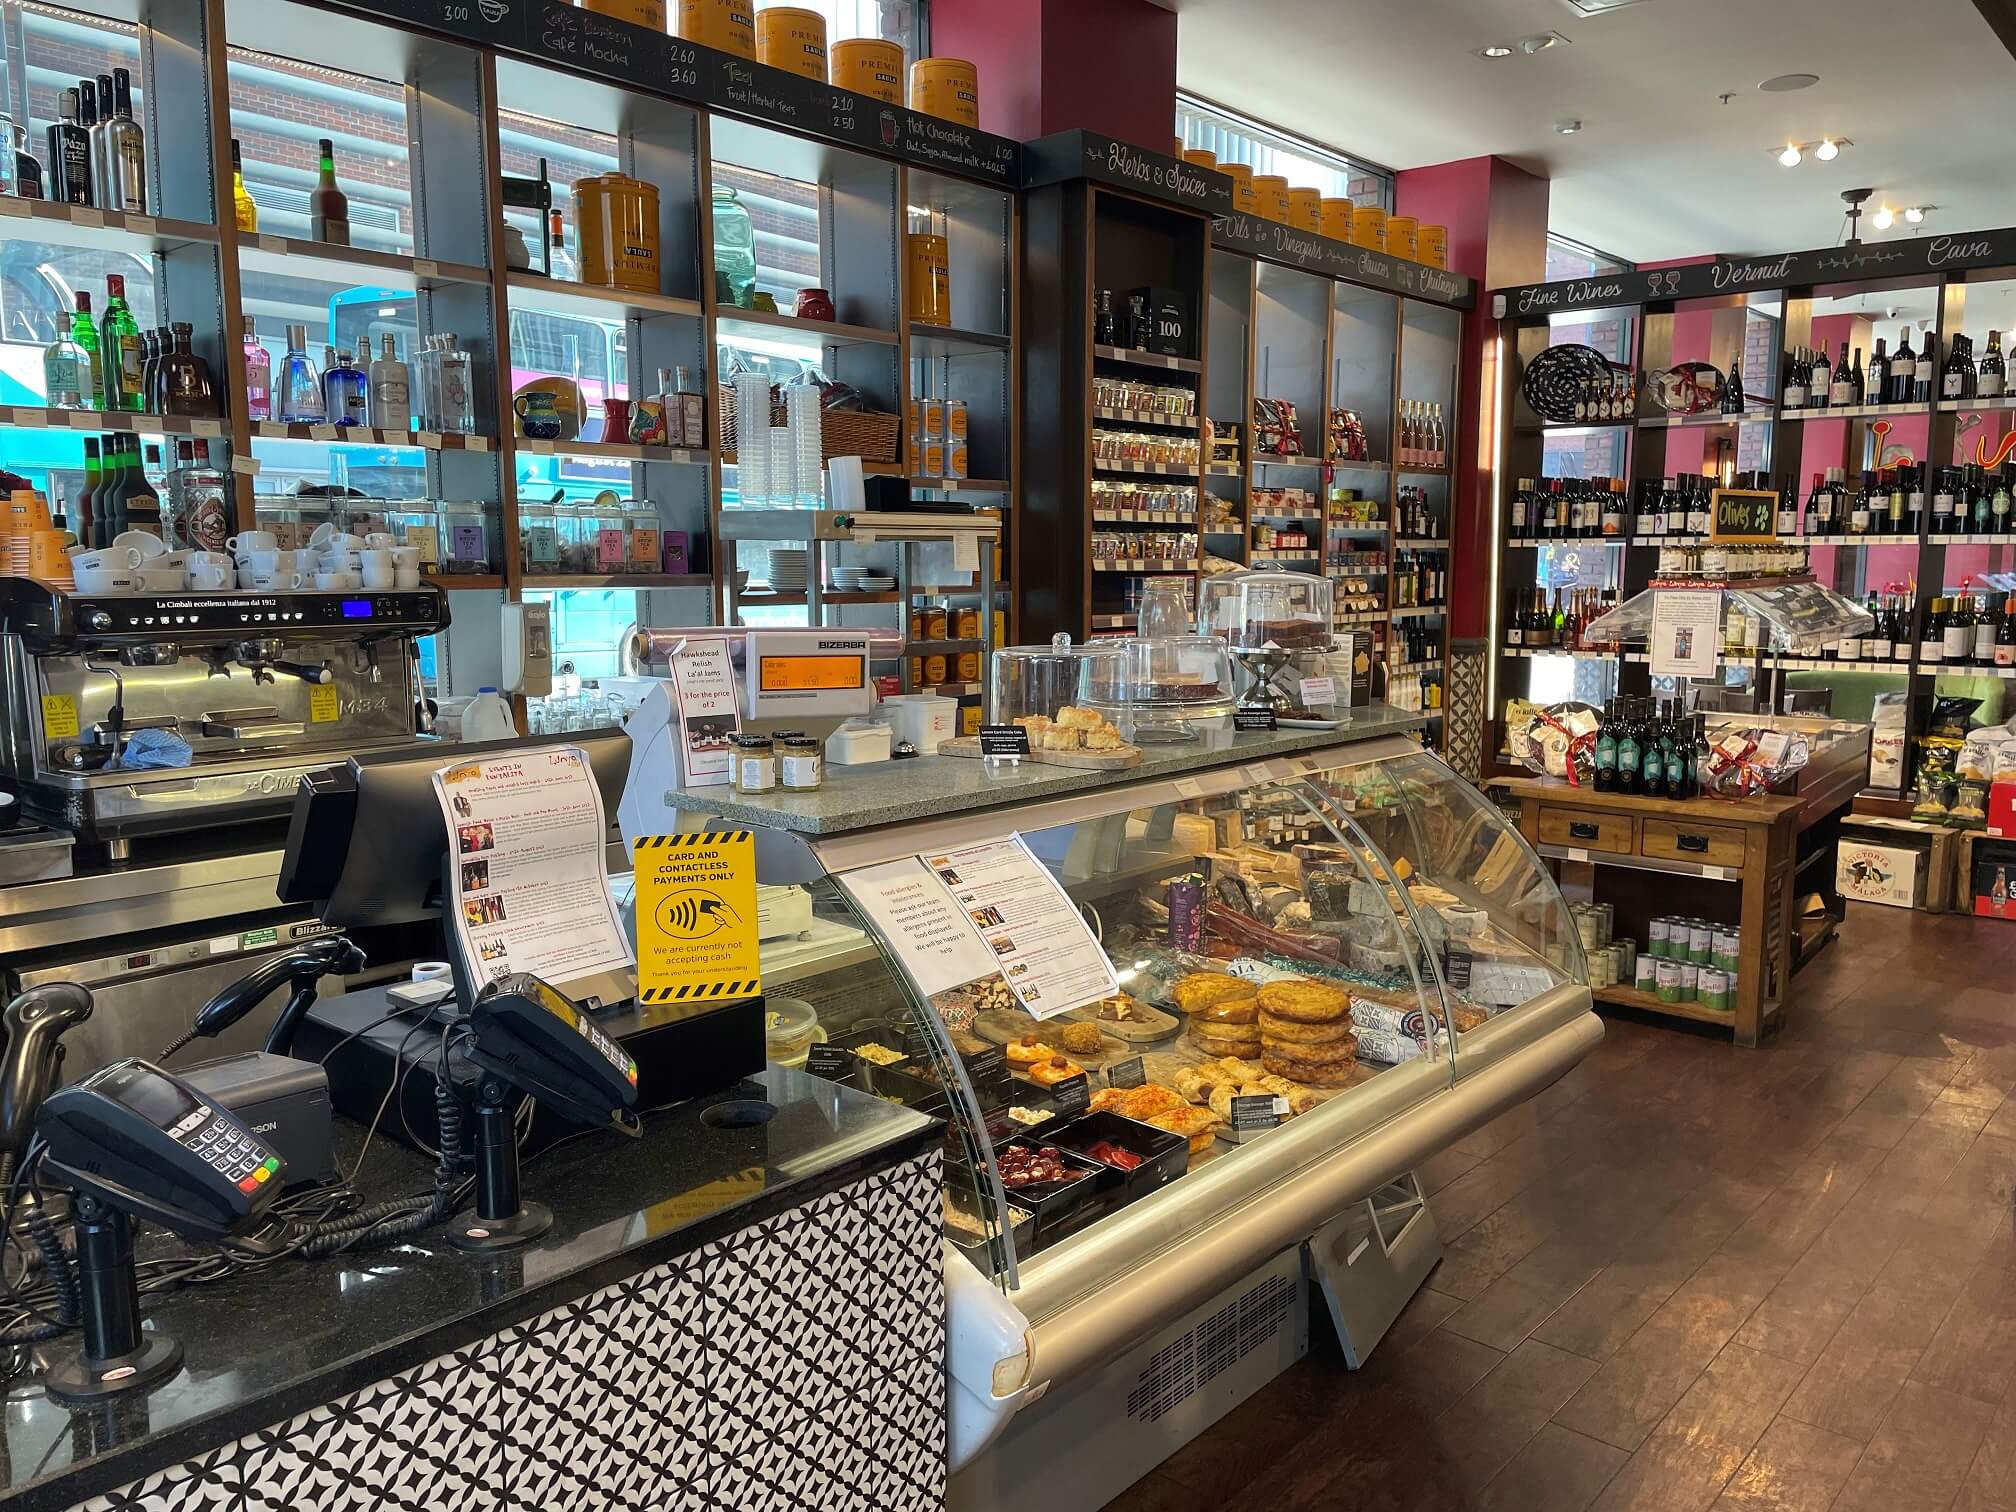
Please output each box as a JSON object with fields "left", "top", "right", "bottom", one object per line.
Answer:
{"left": 1113, "top": 1084, "right": 1187, "bottom": 1120}
{"left": 1256, "top": 979, "right": 1353, "bottom": 1024}
{"left": 854, "top": 1042, "right": 907, "bottom": 1065}
{"left": 1173, "top": 1067, "right": 1212, "bottom": 1104}
{"left": 1450, "top": 1003, "right": 1491, "bottom": 1033}
{"left": 1190, "top": 1024, "right": 1263, "bottom": 1059}
{"left": 1005, "top": 1036, "right": 1054, "bottom": 1065}
{"left": 1097, "top": 993, "right": 1147, "bottom": 1023}
{"left": 1193, "top": 994, "right": 1259, "bottom": 1027}
{"left": 1056, "top": 1021, "right": 1107, "bottom": 1055}
{"left": 1090, "top": 1086, "right": 1130, "bottom": 1114}
{"left": 1144, "top": 1103, "right": 1221, "bottom": 1156}
{"left": 1263, "top": 1039, "right": 1360, "bottom": 1087}
{"left": 1213, "top": 1057, "right": 1270, "bottom": 1082}
{"left": 1258, "top": 1010, "right": 1359, "bottom": 1046}
{"left": 1173, "top": 972, "right": 1258, "bottom": 1013}
{"left": 1024, "top": 1055, "right": 1086, "bottom": 1087}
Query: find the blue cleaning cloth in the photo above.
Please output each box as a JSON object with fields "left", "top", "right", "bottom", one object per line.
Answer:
{"left": 114, "top": 728, "right": 195, "bottom": 770}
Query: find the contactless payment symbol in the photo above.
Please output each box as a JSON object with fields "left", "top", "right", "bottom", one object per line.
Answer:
{"left": 633, "top": 832, "right": 761, "bottom": 1004}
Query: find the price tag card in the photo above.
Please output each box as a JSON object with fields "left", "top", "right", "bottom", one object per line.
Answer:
{"left": 71, "top": 208, "right": 104, "bottom": 228}
{"left": 0, "top": 197, "right": 27, "bottom": 217}
{"left": 1106, "top": 1056, "right": 1146, "bottom": 1089}
{"left": 127, "top": 215, "right": 156, "bottom": 236}
{"left": 415, "top": 431, "right": 444, "bottom": 449}
{"left": 12, "top": 409, "right": 45, "bottom": 427}
{"left": 133, "top": 416, "right": 162, "bottom": 435}
{"left": 413, "top": 258, "right": 440, "bottom": 278}
{"left": 1566, "top": 846, "right": 1590, "bottom": 863}
{"left": 1702, "top": 865, "right": 1727, "bottom": 881}
{"left": 1298, "top": 676, "right": 1336, "bottom": 707}
{"left": 1234, "top": 708, "right": 1279, "bottom": 732}
{"left": 310, "top": 424, "right": 338, "bottom": 442}
{"left": 65, "top": 411, "right": 95, "bottom": 429}
{"left": 806, "top": 1043, "right": 854, "bottom": 1080}
{"left": 1048, "top": 1073, "right": 1091, "bottom": 1120}
{"left": 192, "top": 420, "right": 223, "bottom": 437}
{"left": 1173, "top": 776, "right": 1206, "bottom": 800}
{"left": 1230, "top": 1093, "right": 1286, "bottom": 1131}
{"left": 231, "top": 456, "right": 261, "bottom": 476}
{"left": 978, "top": 724, "right": 1031, "bottom": 757}
{"left": 522, "top": 439, "right": 554, "bottom": 455}
{"left": 466, "top": 435, "right": 492, "bottom": 452}
{"left": 965, "top": 1046, "right": 1006, "bottom": 1083}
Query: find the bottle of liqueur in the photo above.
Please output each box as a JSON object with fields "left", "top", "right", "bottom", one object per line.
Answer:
{"left": 1594, "top": 701, "right": 1618, "bottom": 792}
{"left": 231, "top": 139, "right": 258, "bottom": 232}
{"left": 242, "top": 317, "right": 271, "bottom": 422}
{"left": 41, "top": 311, "right": 88, "bottom": 409}
{"left": 309, "top": 137, "right": 350, "bottom": 245}
{"left": 104, "top": 68, "right": 145, "bottom": 214}
{"left": 1722, "top": 360, "right": 1745, "bottom": 415}
{"left": 159, "top": 323, "right": 216, "bottom": 417}
{"left": 1980, "top": 331, "right": 2006, "bottom": 400}
{"left": 1615, "top": 701, "right": 1642, "bottom": 796}
{"left": 100, "top": 274, "right": 141, "bottom": 413}
{"left": 1093, "top": 289, "right": 1117, "bottom": 346}
{"left": 74, "top": 438, "right": 100, "bottom": 545}
{"left": 88, "top": 75, "right": 112, "bottom": 207}
{"left": 45, "top": 87, "right": 92, "bottom": 205}
{"left": 68, "top": 290, "right": 103, "bottom": 404}
{"left": 1890, "top": 326, "right": 1917, "bottom": 404}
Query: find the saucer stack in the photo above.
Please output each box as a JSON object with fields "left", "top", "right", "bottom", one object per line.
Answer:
{"left": 764, "top": 547, "right": 808, "bottom": 594}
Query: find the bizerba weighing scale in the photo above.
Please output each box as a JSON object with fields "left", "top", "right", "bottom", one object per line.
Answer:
{"left": 618, "top": 630, "right": 877, "bottom": 954}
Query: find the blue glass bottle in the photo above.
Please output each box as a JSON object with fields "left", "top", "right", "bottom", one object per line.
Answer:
{"left": 277, "top": 323, "right": 325, "bottom": 424}
{"left": 322, "top": 348, "right": 368, "bottom": 428}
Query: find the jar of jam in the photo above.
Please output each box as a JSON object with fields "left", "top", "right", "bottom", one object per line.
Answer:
{"left": 780, "top": 736, "right": 823, "bottom": 791}
{"left": 923, "top": 602, "right": 950, "bottom": 640}
{"left": 955, "top": 606, "right": 981, "bottom": 640}
{"left": 922, "top": 654, "right": 949, "bottom": 686}
{"left": 730, "top": 734, "right": 776, "bottom": 794}
{"left": 795, "top": 287, "right": 836, "bottom": 322}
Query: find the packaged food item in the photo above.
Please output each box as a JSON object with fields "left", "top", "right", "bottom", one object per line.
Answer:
{"left": 1512, "top": 701, "right": 1603, "bottom": 784}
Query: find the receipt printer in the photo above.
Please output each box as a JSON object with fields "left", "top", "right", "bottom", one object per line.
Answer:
{"left": 180, "top": 1051, "right": 337, "bottom": 1189}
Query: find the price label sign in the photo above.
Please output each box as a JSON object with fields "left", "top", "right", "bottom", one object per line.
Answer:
{"left": 1710, "top": 487, "right": 1779, "bottom": 542}
{"left": 1106, "top": 1056, "right": 1146, "bottom": 1089}
{"left": 1234, "top": 708, "right": 1279, "bottom": 732}
{"left": 978, "top": 724, "right": 1031, "bottom": 757}
{"left": 806, "top": 1044, "right": 853, "bottom": 1080}
{"left": 1230, "top": 1093, "right": 1286, "bottom": 1131}
{"left": 1048, "top": 1073, "right": 1091, "bottom": 1119}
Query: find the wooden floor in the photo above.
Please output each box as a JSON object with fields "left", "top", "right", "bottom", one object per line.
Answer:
{"left": 1103, "top": 904, "right": 2016, "bottom": 1512}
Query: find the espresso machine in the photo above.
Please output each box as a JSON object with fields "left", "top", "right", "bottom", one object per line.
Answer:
{"left": 0, "top": 581, "right": 450, "bottom": 858}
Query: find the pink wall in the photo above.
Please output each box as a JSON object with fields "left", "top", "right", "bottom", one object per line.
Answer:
{"left": 931, "top": 0, "right": 1178, "bottom": 145}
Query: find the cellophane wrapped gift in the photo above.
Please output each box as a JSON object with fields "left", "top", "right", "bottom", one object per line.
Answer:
{"left": 1702, "top": 725, "right": 1811, "bottom": 798}
{"left": 1511, "top": 702, "right": 1602, "bottom": 786}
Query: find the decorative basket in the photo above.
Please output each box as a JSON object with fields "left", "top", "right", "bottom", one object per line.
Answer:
{"left": 718, "top": 385, "right": 902, "bottom": 463}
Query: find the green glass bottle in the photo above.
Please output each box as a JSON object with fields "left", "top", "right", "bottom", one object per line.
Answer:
{"left": 75, "top": 437, "right": 101, "bottom": 545}
{"left": 101, "top": 274, "right": 142, "bottom": 412}
{"left": 69, "top": 291, "right": 102, "bottom": 410}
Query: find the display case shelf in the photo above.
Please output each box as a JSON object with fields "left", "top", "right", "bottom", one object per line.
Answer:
{"left": 1762, "top": 656, "right": 1907, "bottom": 673}
{"left": 1395, "top": 537, "right": 1449, "bottom": 549}
{"left": 1249, "top": 547, "right": 1320, "bottom": 561}
{"left": 505, "top": 271, "right": 704, "bottom": 322}
{"left": 1777, "top": 400, "right": 1930, "bottom": 422}
{"left": 1091, "top": 407, "right": 1201, "bottom": 429}
{"left": 1251, "top": 455, "right": 1324, "bottom": 470}
{"left": 1391, "top": 604, "right": 1447, "bottom": 619}
{"left": 716, "top": 307, "right": 896, "bottom": 349}
{"left": 911, "top": 477, "right": 1011, "bottom": 492}
{"left": 1093, "top": 510, "right": 1196, "bottom": 525}
{"left": 908, "top": 324, "right": 1011, "bottom": 355}
{"left": 1386, "top": 660, "right": 1444, "bottom": 676}
{"left": 1092, "top": 343, "right": 1202, "bottom": 374}
{"left": 1091, "top": 559, "right": 1198, "bottom": 572}
{"left": 524, "top": 574, "right": 713, "bottom": 590}
{"left": 0, "top": 407, "right": 228, "bottom": 439}
{"left": 1938, "top": 396, "right": 2016, "bottom": 412}
{"left": 235, "top": 233, "right": 487, "bottom": 289}
{"left": 1636, "top": 411, "right": 1767, "bottom": 428}
{"left": 1592, "top": 982, "right": 1736, "bottom": 1026}
{"left": 1329, "top": 458, "right": 1391, "bottom": 471}
{"left": 1092, "top": 460, "right": 1201, "bottom": 477}
{"left": 425, "top": 574, "right": 506, "bottom": 590}
{"left": 1204, "top": 461, "right": 1243, "bottom": 476}
{"left": 0, "top": 197, "right": 217, "bottom": 253}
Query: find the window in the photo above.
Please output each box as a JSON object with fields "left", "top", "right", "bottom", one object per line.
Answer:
{"left": 1546, "top": 233, "right": 1632, "bottom": 281}
{"left": 1177, "top": 93, "right": 1392, "bottom": 212}
{"left": 521, "top": 588, "right": 638, "bottom": 682}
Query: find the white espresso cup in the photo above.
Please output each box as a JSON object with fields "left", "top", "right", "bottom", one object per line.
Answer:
{"left": 320, "top": 549, "right": 363, "bottom": 573}
{"left": 114, "top": 530, "right": 169, "bottom": 561}
{"left": 187, "top": 550, "right": 233, "bottom": 573}
{"left": 70, "top": 544, "right": 145, "bottom": 573}
{"left": 228, "top": 530, "right": 278, "bottom": 560}
{"left": 72, "top": 563, "right": 138, "bottom": 594}
{"left": 362, "top": 564, "right": 396, "bottom": 590}
{"left": 363, "top": 532, "right": 397, "bottom": 550}
{"left": 136, "top": 565, "right": 187, "bottom": 592}
{"left": 390, "top": 545, "right": 422, "bottom": 589}
{"left": 245, "top": 569, "right": 307, "bottom": 592}
{"left": 189, "top": 561, "right": 233, "bottom": 591}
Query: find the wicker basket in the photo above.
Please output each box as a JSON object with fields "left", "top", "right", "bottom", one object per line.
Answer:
{"left": 718, "top": 385, "right": 902, "bottom": 464}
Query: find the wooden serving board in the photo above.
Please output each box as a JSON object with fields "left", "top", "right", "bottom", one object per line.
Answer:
{"left": 939, "top": 737, "right": 1143, "bottom": 770}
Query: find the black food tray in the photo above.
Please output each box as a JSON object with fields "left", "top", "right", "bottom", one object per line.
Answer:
{"left": 1048, "top": 1111, "right": 1189, "bottom": 1213}
{"left": 992, "top": 1137, "right": 1104, "bottom": 1249}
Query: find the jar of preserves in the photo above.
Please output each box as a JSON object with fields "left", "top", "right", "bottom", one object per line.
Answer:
{"left": 779, "top": 736, "right": 823, "bottom": 791}
{"left": 730, "top": 734, "right": 776, "bottom": 794}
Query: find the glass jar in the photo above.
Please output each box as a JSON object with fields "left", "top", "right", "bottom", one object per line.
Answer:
{"left": 437, "top": 500, "right": 495, "bottom": 574}
{"left": 591, "top": 495, "right": 627, "bottom": 573}
{"left": 623, "top": 501, "right": 659, "bottom": 573}
{"left": 923, "top": 602, "right": 950, "bottom": 641}
{"left": 393, "top": 501, "right": 442, "bottom": 569}
{"left": 711, "top": 186, "right": 757, "bottom": 308}
{"left": 730, "top": 734, "right": 776, "bottom": 794}
{"left": 557, "top": 500, "right": 594, "bottom": 573}
{"left": 955, "top": 606, "right": 981, "bottom": 641}
{"left": 779, "top": 737, "right": 823, "bottom": 791}
{"left": 765, "top": 996, "right": 821, "bottom": 1067}
{"left": 520, "top": 502, "right": 560, "bottom": 574}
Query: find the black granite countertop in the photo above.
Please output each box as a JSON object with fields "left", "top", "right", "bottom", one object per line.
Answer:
{"left": 0, "top": 1066, "right": 938, "bottom": 1510}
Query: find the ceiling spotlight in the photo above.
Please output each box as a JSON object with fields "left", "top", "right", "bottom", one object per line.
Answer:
{"left": 1779, "top": 144, "right": 1802, "bottom": 167}
{"left": 1518, "top": 32, "right": 1568, "bottom": 53}
{"left": 1815, "top": 137, "right": 1839, "bottom": 161}
{"left": 1905, "top": 205, "right": 1933, "bottom": 224}
{"left": 1479, "top": 44, "right": 1513, "bottom": 57}
{"left": 1556, "top": 119, "right": 1583, "bottom": 135}
{"left": 1873, "top": 205, "right": 1895, "bottom": 230}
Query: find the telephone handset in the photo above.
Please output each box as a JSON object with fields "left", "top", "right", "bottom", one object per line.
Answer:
{"left": 37, "top": 1059, "right": 287, "bottom": 1242}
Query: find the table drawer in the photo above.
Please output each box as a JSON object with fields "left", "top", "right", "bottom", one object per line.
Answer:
{"left": 1641, "top": 816, "right": 1746, "bottom": 869}
{"left": 1536, "top": 805, "right": 1635, "bottom": 855}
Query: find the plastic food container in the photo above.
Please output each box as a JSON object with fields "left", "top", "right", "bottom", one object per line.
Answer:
{"left": 764, "top": 996, "right": 821, "bottom": 1066}
{"left": 987, "top": 636, "right": 1126, "bottom": 725}
{"left": 1048, "top": 1111, "right": 1189, "bottom": 1216}
{"left": 831, "top": 38, "right": 902, "bottom": 102}
{"left": 992, "top": 1138, "right": 1104, "bottom": 1250}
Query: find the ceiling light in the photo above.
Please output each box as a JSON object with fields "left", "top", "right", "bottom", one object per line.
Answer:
{"left": 1873, "top": 205, "right": 1895, "bottom": 230}
{"left": 1905, "top": 205, "right": 1934, "bottom": 224}
{"left": 1759, "top": 72, "right": 1821, "bottom": 92}
{"left": 1557, "top": 119, "right": 1583, "bottom": 135}
{"left": 1779, "top": 144, "right": 1802, "bottom": 168}
{"left": 1815, "top": 137, "right": 1839, "bottom": 162}
{"left": 1518, "top": 32, "right": 1569, "bottom": 53}
{"left": 1479, "top": 43, "right": 1513, "bottom": 57}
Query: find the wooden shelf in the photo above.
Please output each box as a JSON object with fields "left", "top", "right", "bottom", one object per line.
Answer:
{"left": 505, "top": 271, "right": 702, "bottom": 322}
{"left": 1092, "top": 407, "right": 1201, "bottom": 429}
{"left": 1396, "top": 464, "right": 1451, "bottom": 476}
{"left": 1938, "top": 396, "right": 2016, "bottom": 412}
{"left": 908, "top": 323, "right": 1010, "bottom": 354}
{"left": 0, "top": 406, "right": 227, "bottom": 438}
{"left": 1092, "top": 343, "right": 1202, "bottom": 374}
{"left": 1251, "top": 455, "right": 1325, "bottom": 469}
{"left": 252, "top": 421, "right": 495, "bottom": 451}
{"left": 513, "top": 437, "right": 707, "bottom": 465}
{"left": 1593, "top": 983, "right": 1736, "bottom": 1027}
{"left": 1094, "top": 510, "right": 1196, "bottom": 525}
{"left": 524, "top": 574, "right": 712, "bottom": 590}
{"left": 236, "top": 232, "right": 486, "bottom": 288}
{"left": 720, "top": 453, "right": 904, "bottom": 475}
{"left": 424, "top": 573, "right": 504, "bottom": 590}
{"left": 1092, "top": 458, "right": 1202, "bottom": 477}
{"left": 1329, "top": 458, "right": 1390, "bottom": 470}
{"left": 716, "top": 306, "right": 898, "bottom": 348}
{"left": 0, "top": 197, "right": 217, "bottom": 252}
{"left": 1636, "top": 411, "right": 1768, "bottom": 429}
{"left": 1391, "top": 604, "right": 1447, "bottom": 619}
{"left": 1777, "top": 400, "right": 1929, "bottom": 422}
{"left": 1394, "top": 537, "right": 1449, "bottom": 548}
{"left": 911, "top": 476, "right": 1010, "bottom": 491}
{"left": 1091, "top": 559, "right": 1198, "bottom": 572}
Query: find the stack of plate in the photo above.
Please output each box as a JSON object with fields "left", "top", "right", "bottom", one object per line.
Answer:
{"left": 765, "top": 548, "right": 809, "bottom": 592}
{"left": 828, "top": 566, "right": 896, "bottom": 592}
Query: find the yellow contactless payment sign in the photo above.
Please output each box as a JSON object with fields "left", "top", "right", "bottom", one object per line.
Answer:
{"left": 634, "top": 831, "right": 761, "bottom": 1004}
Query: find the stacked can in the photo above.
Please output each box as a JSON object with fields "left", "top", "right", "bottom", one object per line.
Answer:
{"left": 1640, "top": 915, "right": 1739, "bottom": 1010}
{"left": 909, "top": 397, "right": 968, "bottom": 479}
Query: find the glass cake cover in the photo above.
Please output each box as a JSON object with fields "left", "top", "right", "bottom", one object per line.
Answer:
{"left": 1077, "top": 634, "right": 1236, "bottom": 721}
{"left": 1197, "top": 567, "right": 1335, "bottom": 649}
{"left": 987, "top": 635, "right": 1127, "bottom": 724}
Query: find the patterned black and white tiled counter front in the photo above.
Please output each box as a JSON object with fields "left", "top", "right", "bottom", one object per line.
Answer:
{"left": 2, "top": 1068, "right": 944, "bottom": 1512}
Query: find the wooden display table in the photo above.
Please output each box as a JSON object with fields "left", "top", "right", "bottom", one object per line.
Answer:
{"left": 1495, "top": 778, "right": 1802, "bottom": 1047}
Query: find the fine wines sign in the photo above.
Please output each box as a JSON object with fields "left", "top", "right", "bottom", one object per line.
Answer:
{"left": 1213, "top": 210, "right": 1474, "bottom": 307}
{"left": 1497, "top": 228, "right": 2016, "bottom": 316}
{"left": 324, "top": 0, "right": 1021, "bottom": 185}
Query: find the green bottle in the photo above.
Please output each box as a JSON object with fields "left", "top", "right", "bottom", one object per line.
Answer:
{"left": 69, "top": 291, "right": 102, "bottom": 410}
{"left": 100, "top": 274, "right": 142, "bottom": 412}
{"left": 75, "top": 437, "right": 101, "bottom": 544}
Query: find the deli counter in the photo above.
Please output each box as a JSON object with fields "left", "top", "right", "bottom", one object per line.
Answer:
{"left": 636, "top": 713, "right": 1603, "bottom": 1511}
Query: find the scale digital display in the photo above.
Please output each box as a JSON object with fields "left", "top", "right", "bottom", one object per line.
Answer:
{"left": 758, "top": 655, "right": 865, "bottom": 693}
{"left": 341, "top": 600, "right": 373, "bottom": 619}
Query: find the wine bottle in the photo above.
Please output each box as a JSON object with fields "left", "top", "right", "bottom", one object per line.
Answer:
{"left": 1916, "top": 332, "right": 1937, "bottom": 403}
{"left": 1891, "top": 326, "right": 1916, "bottom": 404}
{"left": 1812, "top": 344, "right": 1833, "bottom": 409}
{"left": 1944, "top": 594, "right": 1973, "bottom": 662}
{"left": 1594, "top": 701, "right": 1617, "bottom": 791}
{"left": 1782, "top": 347, "right": 1807, "bottom": 409}
{"left": 1973, "top": 594, "right": 1998, "bottom": 666}
{"left": 1981, "top": 330, "right": 2006, "bottom": 399}
{"left": 1998, "top": 595, "right": 2016, "bottom": 668}
{"left": 1866, "top": 593, "right": 1893, "bottom": 662}
{"left": 1829, "top": 341, "right": 1855, "bottom": 407}
{"left": 309, "top": 137, "right": 350, "bottom": 246}
{"left": 1944, "top": 335, "right": 1972, "bottom": 400}
{"left": 1722, "top": 360, "right": 1745, "bottom": 415}
{"left": 1920, "top": 597, "right": 1947, "bottom": 664}
{"left": 1866, "top": 340, "right": 1888, "bottom": 407}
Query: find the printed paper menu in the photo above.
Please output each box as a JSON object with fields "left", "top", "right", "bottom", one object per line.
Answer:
{"left": 433, "top": 745, "right": 634, "bottom": 990}
{"left": 837, "top": 835, "right": 1119, "bottom": 1023}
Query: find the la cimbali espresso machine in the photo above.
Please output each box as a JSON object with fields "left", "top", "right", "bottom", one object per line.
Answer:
{"left": 0, "top": 580, "right": 450, "bottom": 857}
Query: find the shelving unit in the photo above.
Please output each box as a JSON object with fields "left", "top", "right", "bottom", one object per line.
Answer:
{"left": 1490, "top": 242, "right": 2016, "bottom": 801}
{"left": 0, "top": 0, "right": 1025, "bottom": 715}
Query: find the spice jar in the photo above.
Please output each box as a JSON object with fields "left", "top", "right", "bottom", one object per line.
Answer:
{"left": 780, "top": 736, "right": 823, "bottom": 792}
{"left": 730, "top": 734, "right": 776, "bottom": 794}
{"left": 923, "top": 602, "right": 950, "bottom": 640}
{"left": 956, "top": 606, "right": 981, "bottom": 640}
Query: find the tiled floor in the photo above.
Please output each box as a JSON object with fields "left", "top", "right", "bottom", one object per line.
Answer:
{"left": 1102, "top": 905, "right": 2016, "bottom": 1512}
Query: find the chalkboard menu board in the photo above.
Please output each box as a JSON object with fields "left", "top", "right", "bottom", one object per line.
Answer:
{"left": 1710, "top": 487, "right": 1779, "bottom": 542}
{"left": 327, "top": 0, "right": 1020, "bottom": 186}
{"left": 1212, "top": 211, "right": 1474, "bottom": 308}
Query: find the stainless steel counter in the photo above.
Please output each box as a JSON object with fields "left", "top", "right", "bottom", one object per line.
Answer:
{"left": 0, "top": 843, "right": 290, "bottom": 956}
